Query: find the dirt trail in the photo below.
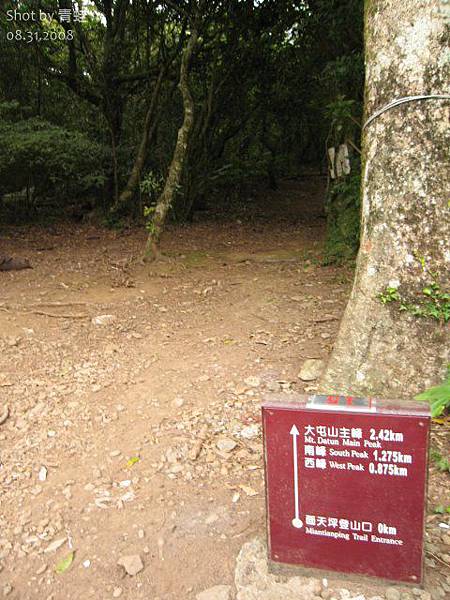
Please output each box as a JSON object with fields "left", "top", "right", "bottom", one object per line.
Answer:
{"left": 0, "top": 181, "right": 448, "bottom": 600}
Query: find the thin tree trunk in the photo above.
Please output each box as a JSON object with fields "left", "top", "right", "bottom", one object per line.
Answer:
{"left": 113, "top": 67, "right": 166, "bottom": 213}
{"left": 109, "top": 126, "right": 119, "bottom": 207}
{"left": 144, "top": 28, "right": 199, "bottom": 261}
{"left": 105, "top": 102, "right": 124, "bottom": 208}
{"left": 319, "top": 0, "right": 450, "bottom": 399}
{"left": 182, "top": 67, "right": 217, "bottom": 220}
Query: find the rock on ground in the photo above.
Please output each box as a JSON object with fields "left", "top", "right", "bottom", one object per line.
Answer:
{"left": 385, "top": 588, "right": 401, "bottom": 600}
{"left": 117, "top": 554, "right": 144, "bottom": 576}
{"left": 196, "top": 585, "right": 232, "bottom": 600}
{"left": 298, "top": 359, "right": 324, "bottom": 381}
{"left": 234, "top": 537, "right": 322, "bottom": 600}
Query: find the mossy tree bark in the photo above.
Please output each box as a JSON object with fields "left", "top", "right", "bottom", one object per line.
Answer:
{"left": 144, "top": 28, "right": 198, "bottom": 261}
{"left": 319, "top": 0, "right": 450, "bottom": 399}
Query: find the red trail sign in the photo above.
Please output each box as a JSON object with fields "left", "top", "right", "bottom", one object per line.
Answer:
{"left": 262, "top": 395, "right": 429, "bottom": 584}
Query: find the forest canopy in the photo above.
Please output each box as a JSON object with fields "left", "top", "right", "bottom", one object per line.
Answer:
{"left": 0, "top": 0, "right": 364, "bottom": 258}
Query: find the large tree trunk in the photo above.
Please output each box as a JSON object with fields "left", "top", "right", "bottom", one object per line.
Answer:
{"left": 319, "top": 0, "right": 449, "bottom": 399}
{"left": 144, "top": 29, "right": 198, "bottom": 261}
{"left": 113, "top": 67, "right": 166, "bottom": 213}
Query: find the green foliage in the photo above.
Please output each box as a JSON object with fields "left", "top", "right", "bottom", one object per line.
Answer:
{"left": 0, "top": 118, "right": 108, "bottom": 202}
{"left": 316, "top": 1, "right": 364, "bottom": 267}
{"left": 429, "top": 449, "right": 450, "bottom": 472}
{"left": 0, "top": 100, "right": 23, "bottom": 119}
{"left": 434, "top": 504, "right": 450, "bottom": 514}
{"left": 378, "top": 281, "right": 450, "bottom": 324}
{"left": 325, "top": 96, "right": 360, "bottom": 145}
{"left": 0, "top": 0, "right": 364, "bottom": 224}
{"left": 100, "top": 213, "right": 126, "bottom": 231}
{"left": 140, "top": 171, "right": 164, "bottom": 202}
{"left": 55, "top": 551, "right": 75, "bottom": 574}
{"left": 143, "top": 204, "right": 157, "bottom": 235}
{"left": 208, "top": 158, "right": 269, "bottom": 190}
{"left": 379, "top": 286, "right": 401, "bottom": 304}
{"left": 415, "top": 366, "right": 450, "bottom": 418}
{"left": 324, "top": 170, "right": 361, "bottom": 264}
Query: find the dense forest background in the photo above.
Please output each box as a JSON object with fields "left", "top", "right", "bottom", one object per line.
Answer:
{"left": 0, "top": 0, "right": 364, "bottom": 261}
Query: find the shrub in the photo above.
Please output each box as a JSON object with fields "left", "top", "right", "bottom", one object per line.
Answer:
{"left": 415, "top": 366, "right": 450, "bottom": 418}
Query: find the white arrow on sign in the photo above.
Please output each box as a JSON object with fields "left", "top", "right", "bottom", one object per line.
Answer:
{"left": 290, "top": 424, "right": 303, "bottom": 529}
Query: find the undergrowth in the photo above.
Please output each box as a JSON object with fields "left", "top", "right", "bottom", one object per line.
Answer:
{"left": 415, "top": 365, "right": 450, "bottom": 418}
{"left": 323, "top": 170, "right": 360, "bottom": 265}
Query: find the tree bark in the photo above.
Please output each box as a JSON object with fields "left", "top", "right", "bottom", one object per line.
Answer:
{"left": 144, "top": 28, "right": 198, "bottom": 261}
{"left": 113, "top": 67, "right": 166, "bottom": 213}
{"left": 319, "top": 0, "right": 450, "bottom": 399}
{"left": 109, "top": 123, "right": 120, "bottom": 207}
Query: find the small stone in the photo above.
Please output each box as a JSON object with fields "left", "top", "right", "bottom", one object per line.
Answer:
{"left": 110, "top": 450, "right": 121, "bottom": 457}
{"left": 385, "top": 588, "right": 401, "bottom": 600}
{"left": 266, "top": 381, "right": 280, "bottom": 392}
{"left": 168, "top": 464, "right": 183, "bottom": 474}
{"left": 216, "top": 438, "right": 237, "bottom": 453}
{"left": 239, "top": 424, "right": 259, "bottom": 440}
{"left": 92, "top": 314, "right": 116, "bottom": 326}
{"left": 138, "top": 529, "right": 145, "bottom": 539}
{"left": 113, "top": 588, "right": 123, "bottom": 598}
{"left": 15, "top": 417, "right": 27, "bottom": 430}
{"left": 36, "top": 564, "right": 47, "bottom": 575}
{"left": 196, "top": 585, "right": 231, "bottom": 600}
{"left": 234, "top": 384, "right": 249, "bottom": 395}
{"left": 298, "top": 359, "right": 325, "bottom": 381}
{"left": 38, "top": 466, "right": 48, "bottom": 482}
{"left": 286, "top": 577, "right": 322, "bottom": 596}
{"left": 172, "top": 397, "right": 185, "bottom": 408}
{"left": 244, "top": 376, "right": 261, "bottom": 388}
{"left": 117, "top": 554, "right": 144, "bottom": 576}
{"left": 44, "top": 537, "right": 67, "bottom": 553}
{"left": 239, "top": 484, "right": 258, "bottom": 497}
{"left": 3, "top": 583, "right": 12, "bottom": 597}
{"left": 205, "top": 513, "right": 219, "bottom": 525}
{"left": 83, "top": 559, "right": 91, "bottom": 568}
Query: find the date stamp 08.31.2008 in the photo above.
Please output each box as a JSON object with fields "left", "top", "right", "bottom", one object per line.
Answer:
{"left": 3, "top": 7, "right": 87, "bottom": 44}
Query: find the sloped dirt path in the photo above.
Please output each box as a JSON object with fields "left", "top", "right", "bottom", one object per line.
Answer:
{"left": 0, "top": 180, "right": 448, "bottom": 600}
